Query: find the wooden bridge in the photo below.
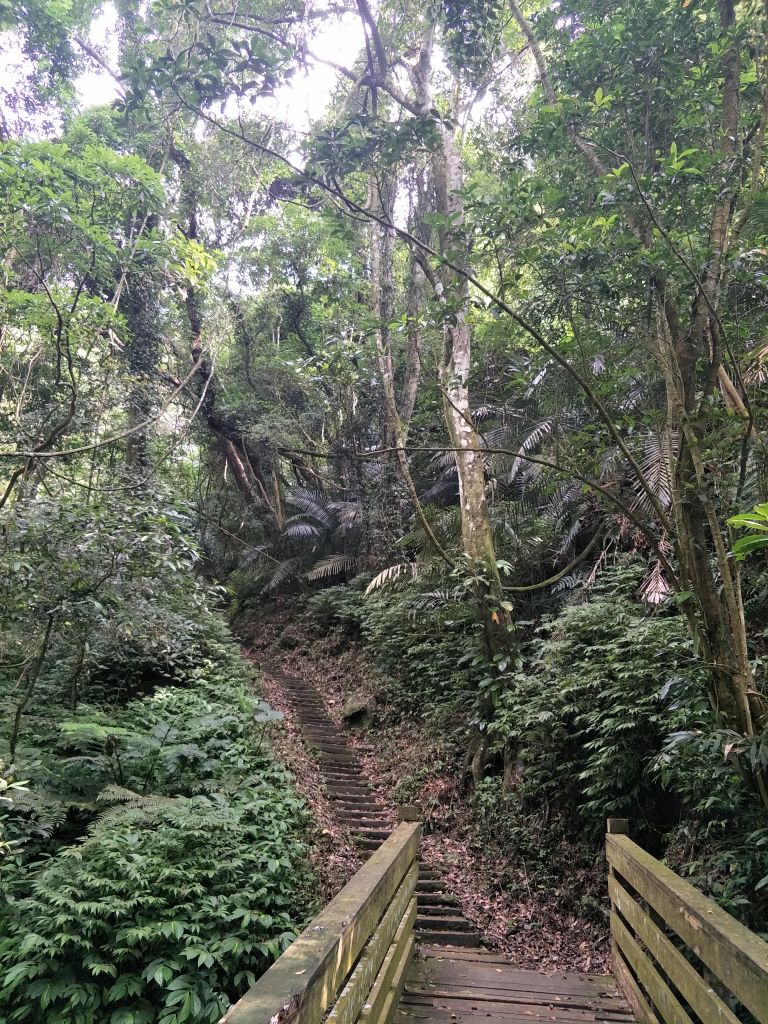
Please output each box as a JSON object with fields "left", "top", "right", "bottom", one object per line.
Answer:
{"left": 220, "top": 671, "right": 768, "bottom": 1024}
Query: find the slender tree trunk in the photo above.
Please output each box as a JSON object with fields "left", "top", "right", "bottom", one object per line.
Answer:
{"left": 370, "top": 173, "right": 454, "bottom": 566}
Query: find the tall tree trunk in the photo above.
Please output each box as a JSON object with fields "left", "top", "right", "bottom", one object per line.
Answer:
{"left": 408, "top": 21, "right": 515, "bottom": 781}
{"left": 369, "top": 172, "right": 453, "bottom": 566}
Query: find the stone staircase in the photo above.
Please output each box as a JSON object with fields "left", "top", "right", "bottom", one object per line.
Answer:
{"left": 275, "top": 672, "right": 481, "bottom": 948}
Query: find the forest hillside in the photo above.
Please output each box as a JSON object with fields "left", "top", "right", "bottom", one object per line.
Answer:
{"left": 1, "top": 0, "right": 767, "bottom": 1021}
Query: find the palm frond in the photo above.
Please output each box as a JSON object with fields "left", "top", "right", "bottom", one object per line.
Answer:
{"left": 633, "top": 431, "right": 678, "bottom": 514}
{"left": 552, "top": 572, "right": 585, "bottom": 592}
{"left": 419, "top": 478, "right": 458, "bottom": 505}
{"left": 508, "top": 419, "right": 553, "bottom": 482}
{"left": 283, "top": 522, "right": 321, "bottom": 539}
{"left": 743, "top": 339, "right": 768, "bottom": 386}
{"left": 399, "top": 505, "right": 462, "bottom": 553}
{"left": 263, "top": 557, "right": 304, "bottom": 593}
{"left": 483, "top": 424, "right": 516, "bottom": 448}
{"left": 558, "top": 517, "right": 583, "bottom": 556}
{"left": 639, "top": 561, "right": 672, "bottom": 605}
{"left": 328, "top": 501, "right": 362, "bottom": 529}
{"left": 473, "top": 405, "right": 498, "bottom": 421}
{"left": 365, "top": 562, "right": 418, "bottom": 595}
{"left": 431, "top": 449, "right": 459, "bottom": 472}
{"left": 285, "top": 488, "right": 335, "bottom": 528}
{"left": 305, "top": 554, "right": 356, "bottom": 581}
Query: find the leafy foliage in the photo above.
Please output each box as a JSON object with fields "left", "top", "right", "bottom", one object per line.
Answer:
{"left": 1, "top": 646, "right": 317, "bottom": 1024}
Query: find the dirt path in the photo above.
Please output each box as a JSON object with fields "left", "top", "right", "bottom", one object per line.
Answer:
{"left": 243, "top": 610, "right": 611, "bottom": 974}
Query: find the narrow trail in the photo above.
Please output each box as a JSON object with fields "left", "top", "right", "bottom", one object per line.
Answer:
{"left": 227, "top": 660, "right": 636, "bottom": 1024}
{"left": 268, "top": 665, "right": 483, "bottom": 948}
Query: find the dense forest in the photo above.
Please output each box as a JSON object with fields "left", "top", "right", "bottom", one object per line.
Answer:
{"left": 1, "top": 0, "right": 767, "bottom": 1020}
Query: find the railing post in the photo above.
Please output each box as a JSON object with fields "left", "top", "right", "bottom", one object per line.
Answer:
{"left": 606, "top": 817, "right": 629, "bottom": 835}
{"left": 220, "top": 821, "right": 421, "bottom": 1024}
{"left": 606, "top": 818, "right": 768, "bottom": 1023}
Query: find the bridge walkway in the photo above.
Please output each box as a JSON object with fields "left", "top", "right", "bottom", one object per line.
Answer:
{"left": 219, "top": 667, "right": 768, "bottom": 1024}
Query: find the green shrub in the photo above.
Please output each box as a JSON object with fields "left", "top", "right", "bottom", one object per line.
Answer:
{"left": 306, "top": 585, "right": 367, "bottom": 636}
{"left": 491, "top": 564, "right": 715, "bottom": 831}
{"left": 0, "top": 649, "right": 317, "bottom": 1024}
{"left": 307, "top": 583, "right": 486, "bottom": 717}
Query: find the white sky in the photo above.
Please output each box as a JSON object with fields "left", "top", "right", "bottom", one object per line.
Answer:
{"left": 73, "top": 3, "right": 360, "bottom": 129}
{"left": 0, "top": 2, "right": 363, "bottom": 135}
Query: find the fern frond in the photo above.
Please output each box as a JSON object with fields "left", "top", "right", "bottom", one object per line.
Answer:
{"left": 90, "top": 790, "right": 213, "bottom": 830}
{"left": 6, "top": 789, "right": 68, "bottom": 837}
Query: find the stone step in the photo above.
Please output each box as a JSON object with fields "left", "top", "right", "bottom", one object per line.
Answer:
{"left": 355, "top": 838, "right": 384, "bottom": 851}
{"left": 351, "top": 828, "right": 391, "bottom": 840}
{"left": 416, "top": 915, "right": 475, "bottom": 932}
{"left": 329, "top": 791, "right": 378, "bottom": 803}
{"left": 414, "top": 903, "right": 464, "bottom": 916}
{"left": 317, "top": 752, "right": 359, "bottom": 765}
{"left": 337, "top": 815, "right": 390, "bottom": 827}
{"left": 416, "top": 892, "right": 461, "bottom": 907}
{"left": 334, "top": 800, "right": 381, "bottom": 809}
{"left": 335, "top": 811, "right": 387, "bottom": 819}
{"left": 322, "top": 773, "right": 370, "bottom": 784}
{"left": 413, "top": 928, "right": 481, "bottom": 947}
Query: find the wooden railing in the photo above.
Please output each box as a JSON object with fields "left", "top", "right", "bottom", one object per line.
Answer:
{"left": 220, "top": 821, "right": 421, "bottom": 1024}
{"left": 606, "top": 819, "right": 768, "bottom": 1024}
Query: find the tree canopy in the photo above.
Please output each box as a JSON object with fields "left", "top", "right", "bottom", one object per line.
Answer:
{"left": 1, "top": 0, "right": 768, "bottom": 1019}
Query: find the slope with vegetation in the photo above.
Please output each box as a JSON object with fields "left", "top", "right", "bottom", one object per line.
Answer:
{"left": 1, "top": 0, "right": 768, "bottom": 1018}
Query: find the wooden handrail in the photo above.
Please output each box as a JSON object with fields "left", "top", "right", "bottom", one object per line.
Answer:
{"left": 220, "top": 821, "right": 421, "bottom": 1024}
{"left": 606, "top": 820, "right": 768, "bottom": 1024}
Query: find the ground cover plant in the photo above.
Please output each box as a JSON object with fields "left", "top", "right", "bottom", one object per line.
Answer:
{"left": 1, "top": 0, "right": 767, "bottom": 1008}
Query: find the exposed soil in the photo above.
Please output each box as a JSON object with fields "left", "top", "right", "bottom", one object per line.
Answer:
{"left": 242, "top": 603, "right": 612, "bottom": 975}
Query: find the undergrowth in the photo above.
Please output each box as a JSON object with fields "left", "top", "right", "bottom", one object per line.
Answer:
{"left": 0, "top": 637, "right": 318, "bottom": 1024}
{"left": 305, "top": 562, "right": 768, "bottom": 936}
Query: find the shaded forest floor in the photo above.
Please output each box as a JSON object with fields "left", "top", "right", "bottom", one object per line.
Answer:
{"left": 238, "top": 604, "right": 612, "bottom": 975}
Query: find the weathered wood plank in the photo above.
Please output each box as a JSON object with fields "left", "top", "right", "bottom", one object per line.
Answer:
{"left": 379, "top": 932, "right": 415, "bottom": 1024}
{"left": 610, "top": 914, "right": 693, "bottom": 1024}
{"left": 607, "top": 834, "right": 768, "bottom": 1023}
{"left": 418, "top": 963, "right": 616, "bottom": 996}
{"left": 327, "top": 866, "right": 417, "bottom": 1024}
{"left": 402, "top": 984, "right": 629, "bottom": 1012}
{"left": 399, "top": 999, "right": 626, "bottom": 1024}
{"left": 611, "top": 942, "right": 660, "bottom": 1024}
{"left": 608, "top": 875, "right": 740, "bottom": 1024}
{"left": 358, "top": 900, "right": 417, "bottom": 1024}
{"left": 220, "top": 822, "right": 421, "bottom": 1024}
{"left": 416, "top": 947, "right": 510, "bottom": 962}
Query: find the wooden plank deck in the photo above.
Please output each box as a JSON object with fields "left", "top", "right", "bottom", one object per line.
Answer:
{"left": 395, "top": 945, "right": 634, "bottom": 1024}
